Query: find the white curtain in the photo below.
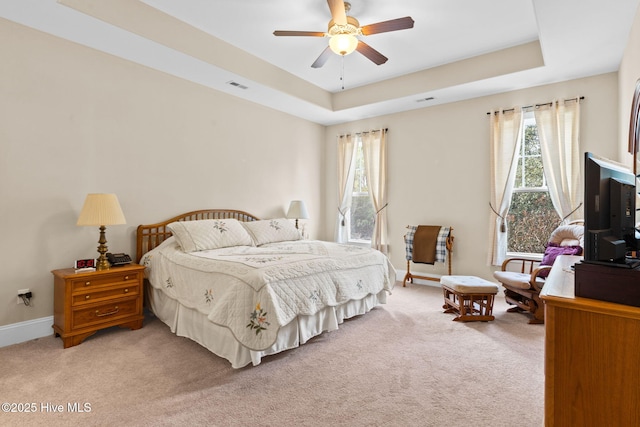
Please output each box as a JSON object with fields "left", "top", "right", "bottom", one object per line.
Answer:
{"left": 488, "top": 108, "right": 523, "bottom": 266}
{"left": 335, "top": 134, "right": 356, "bottom": 243}
{"left": 362, "top": 129, "right": 389, "bottom": 254}
{"left": 534, "top": 99, "right": 582, "bottom": 222}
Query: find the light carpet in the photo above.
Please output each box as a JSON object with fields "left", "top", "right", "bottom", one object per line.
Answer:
{"left": 0, "top": 283, "right": 544, "bottom": 427}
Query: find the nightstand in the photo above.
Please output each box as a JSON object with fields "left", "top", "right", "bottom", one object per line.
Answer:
{"left": 52, "top": 263, "right": 145, "bottom": 348}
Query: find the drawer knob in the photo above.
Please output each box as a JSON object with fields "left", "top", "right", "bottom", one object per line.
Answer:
{"left": 85, "top": 281, "right": 91, "bottom": 286}
{"left": 96, "top": 306, "right": 119, "bottom": 317}
{"left": 85, "top": 295, "right": 90, "bottom": 300}
{"left": 124, "top": 288, "right": 129, "bottom": 293}
{"left": 124, "top": 276, "right": 129, "bottom": 280}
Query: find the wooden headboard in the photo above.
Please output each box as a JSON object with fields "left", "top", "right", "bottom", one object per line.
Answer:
{"left": 136, "top": 209, "right": 260, "bottom": 263}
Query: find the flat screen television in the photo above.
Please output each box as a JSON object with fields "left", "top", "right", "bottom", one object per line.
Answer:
{"left": 583, "top": 152, "right": 638, "bottom": 266}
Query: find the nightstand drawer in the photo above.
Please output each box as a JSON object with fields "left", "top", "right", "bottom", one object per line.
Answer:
{"left": 72, "top": 298, "right": 139, "bottom": 329}
{"left": 72, "top": 283, "right": 139, "bottom": 306}
{"left": 70, "top": 271, "right": 140, "bottom": 291}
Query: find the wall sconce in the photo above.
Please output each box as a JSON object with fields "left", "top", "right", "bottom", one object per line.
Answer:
{"left": 286, "top": 200, "right": 309, "bottom": 229}
{"left": 77, "top": 193, "right": 126, "bottom": 270}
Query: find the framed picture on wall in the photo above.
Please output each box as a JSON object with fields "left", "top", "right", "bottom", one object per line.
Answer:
{"left": 630, "top": 78, "right": 640, "bottom": 176}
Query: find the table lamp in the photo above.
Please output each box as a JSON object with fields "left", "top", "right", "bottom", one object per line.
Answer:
{"left": 77, "top": 193, "right": 126, "bottom": 270}
{"left": 286, "top": 200, "right": 309, "bottom": 229}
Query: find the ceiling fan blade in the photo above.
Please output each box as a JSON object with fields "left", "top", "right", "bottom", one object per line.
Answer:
{"left": 311, "top": 46, "right": 333, "bottom": 68}
{"left": 273, "top": 30, "right": 326, "bottom": 37}
{"left": 356, "top": 40, "right": 388, "bottom": 65}
{"left": 360, "top": 16, "right": 415, "bottom": 35}
{"left": 327, "top": 0, "right": 347, "bottom": 26}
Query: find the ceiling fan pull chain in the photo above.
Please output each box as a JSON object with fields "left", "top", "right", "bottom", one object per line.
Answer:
{"left": 341, "top": 55, "right": 345, "bottom": 90}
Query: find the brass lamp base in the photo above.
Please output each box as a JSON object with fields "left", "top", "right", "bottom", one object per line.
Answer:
{"left": 96, "top": 225, "right": 111, "bottom": 270}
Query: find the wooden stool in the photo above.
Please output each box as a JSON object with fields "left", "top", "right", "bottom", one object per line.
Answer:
{"left": 440, "top": 275, "right": 499, "bottom": 322}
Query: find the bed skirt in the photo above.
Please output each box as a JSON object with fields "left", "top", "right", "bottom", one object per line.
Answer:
{"left": 147, "top": 284, "right": 387, "bottom": 368}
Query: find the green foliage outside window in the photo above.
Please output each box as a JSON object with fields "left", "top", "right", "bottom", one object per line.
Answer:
{"left": 350, "top": 141, "right": 375, "bottom": 242}
{"left": 507, "top": 192, "right": 560, "bottom": 253}
{"left": 508, "top": 121, "right": 561, "bottom": 253}
{"left": 350, "top": 194, "right": 374, "bottom": 241}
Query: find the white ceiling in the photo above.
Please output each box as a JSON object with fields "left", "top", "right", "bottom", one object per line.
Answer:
{"left": 1, "top": 0, "right": 638, "bottom": 125}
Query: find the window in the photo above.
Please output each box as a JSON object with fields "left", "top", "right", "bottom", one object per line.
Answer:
{"left": 507, "top": 112, "right": 561, "bottom": 254}
{"left": 349, "top": 137, "right": 375, "bottom": 243}
{"left": 336, "top": 129, "right": 388, "bottom": 250}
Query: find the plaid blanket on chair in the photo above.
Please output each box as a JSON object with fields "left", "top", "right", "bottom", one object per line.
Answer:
{"left": 405, "top": 225, "right": 450, "bottom": 263}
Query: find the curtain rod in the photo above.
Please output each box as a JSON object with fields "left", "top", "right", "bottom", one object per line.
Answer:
{"left": 486, "top": 96, "right": 584, "bottom": 115}
{"left": 339, "top": 128, "right": 388, "bottom": 137}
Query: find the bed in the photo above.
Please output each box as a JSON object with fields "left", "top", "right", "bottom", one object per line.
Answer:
{"left": 136, "top": 209, "right": 396, "bottom": 368}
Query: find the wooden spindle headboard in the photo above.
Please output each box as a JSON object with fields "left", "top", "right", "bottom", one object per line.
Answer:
{"left": 135, "top": 209, "right": 260, "bottom": 262}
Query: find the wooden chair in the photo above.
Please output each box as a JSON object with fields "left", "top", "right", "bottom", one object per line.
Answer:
{"left": 493, "top": 222, "right": 584, "bottom": 324}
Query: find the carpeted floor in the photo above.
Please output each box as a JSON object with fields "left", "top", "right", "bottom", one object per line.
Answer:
{"left": 0, "top": 284, "right": 544, "bottom": 427}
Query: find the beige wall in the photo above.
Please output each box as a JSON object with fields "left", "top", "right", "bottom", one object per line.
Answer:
{"left": 0, "top": 20, "right": 324, "bottom": 327}
{"left": 1, "top": 12, "right": 634, "bottom": 329}
{"left": 324, "top": 73, "right": 619, "bottom": 282}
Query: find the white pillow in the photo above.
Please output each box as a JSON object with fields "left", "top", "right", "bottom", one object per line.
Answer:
{"left": 167, "top": 219, "right": 254, "bottom": 252}
{"left": 242, "top": 218, "right": 302, "bottom": 245}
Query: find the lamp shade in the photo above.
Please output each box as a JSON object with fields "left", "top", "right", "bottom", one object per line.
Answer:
{"left": 329, "top": 34, "right": 358, "bottom": 56}
{"left": 286, "top": 200, "right": 309, "bottom": 220}
{"left": 77, "top": 193, "right": 126, "bottom": 226}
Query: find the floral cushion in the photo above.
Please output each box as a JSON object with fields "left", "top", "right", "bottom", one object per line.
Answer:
{"left": 537, "top": 243, "right": 583, "bottom": 278}
{"left": 242, "top": 218, "right": 301, "bottom": 246}
{"left": 167, "top": 219, "right": 253, "bottom": 252}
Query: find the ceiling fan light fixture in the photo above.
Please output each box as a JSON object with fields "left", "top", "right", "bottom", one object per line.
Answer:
{"left": 329, "top": 33, "right": 358, "bottom": 56}
{"left": 273, "top": 2, "right": 413, "bottom": 68}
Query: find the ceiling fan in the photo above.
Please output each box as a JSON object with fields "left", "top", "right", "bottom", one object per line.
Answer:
{"left": 273, "top": 0, "right": 414, "bottom": 68}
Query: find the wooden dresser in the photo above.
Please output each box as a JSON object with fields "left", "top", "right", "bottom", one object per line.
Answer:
{"left": 52, "top": 264, "right": 145, "bottom": 348}
{"left": 540, "top": 255, "right": 640, "bottom": 426}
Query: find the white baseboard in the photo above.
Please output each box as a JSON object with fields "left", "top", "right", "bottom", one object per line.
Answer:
{"left": 0, "top": 274, "right": 440, "bottom": 347}
{"left": 0, "top": 316, "right": 54, "bottom": 348}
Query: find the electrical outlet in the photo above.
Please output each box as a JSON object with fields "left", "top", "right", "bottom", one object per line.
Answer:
{"left": 17, "top": 288, "right": 30, "bottom": 305}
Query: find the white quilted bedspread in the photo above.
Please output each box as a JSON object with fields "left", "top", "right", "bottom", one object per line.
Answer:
{"left": 141, "top": 238, "right": 396, "bottom": 351}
